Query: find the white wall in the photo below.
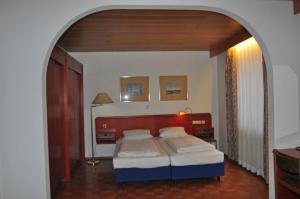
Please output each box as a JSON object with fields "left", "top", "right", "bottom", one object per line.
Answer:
{"left": 71, "top": 51, "right": 218, "bottom": 157}
{"left": 0, "top": 86, "right": 3, "bottom": 199}
{"left": 1, "top": 1, "right": 300, "bottom": 198}
{"left": 0, "top": 137, "right": 3, "bottom": 199}
{"left": 217, "top": 52, "right": 228, "bottom": 154}
{"left": 273, "top": 65, "right": 300, "bottom": 148}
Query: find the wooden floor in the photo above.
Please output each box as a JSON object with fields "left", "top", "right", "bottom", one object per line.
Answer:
{"left": 54, "top": 159, "right": 268, "bottom": 199}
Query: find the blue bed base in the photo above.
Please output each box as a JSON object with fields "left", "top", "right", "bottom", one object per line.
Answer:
{"left": 171, "top": 163, "right": 224, "bottom": 180}
{"left": 115, "top": 166, "right": 171, "bottom": 183}
{"left": 115, "top": 163, "right": 224, "bottom": 182}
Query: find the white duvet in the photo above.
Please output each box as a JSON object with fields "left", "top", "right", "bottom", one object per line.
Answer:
{"left": 164, "top": 135, "right": 215, "bottom": 153}
{"left": 118, "top": 138, "right": 160, "bottom": 157}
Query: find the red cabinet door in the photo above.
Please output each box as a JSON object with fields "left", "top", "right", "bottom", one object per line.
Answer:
{"left": 46, "top": 59, "right": 65, "bottom": 192}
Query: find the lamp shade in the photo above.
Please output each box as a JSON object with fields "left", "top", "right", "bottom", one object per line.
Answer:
{"left": 92, "top": 92, "right": 114, "bottom": 105}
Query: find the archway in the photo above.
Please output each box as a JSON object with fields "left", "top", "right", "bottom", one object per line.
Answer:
{"left": 42, "top": 6, "right": 274, "bottom": 198}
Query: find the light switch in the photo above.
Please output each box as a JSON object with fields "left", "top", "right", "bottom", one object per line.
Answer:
{"left": 192, "top": 120, "right": 201, "bottom": 124}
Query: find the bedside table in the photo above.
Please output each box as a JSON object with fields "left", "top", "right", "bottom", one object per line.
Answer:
{"left": 195, "top": 128, "right": 214, "bottom": 139}
{"left": 195, "top": 128, "right": 217, "bottom": 148}
{"left": 96, "top": 128, "right": 116, "bottom": 144}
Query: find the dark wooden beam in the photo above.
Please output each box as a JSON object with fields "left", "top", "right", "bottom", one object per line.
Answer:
{"left": 209, "top": 29, "right": 251, "bottom": 57}
{"left": 294, "top": 0, "right": 300, "bottom": 14}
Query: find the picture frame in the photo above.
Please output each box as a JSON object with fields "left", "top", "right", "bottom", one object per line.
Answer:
{"left": 159, "top": 75, "right": 187, "bottom": 101}
{"left": 120, "top": 76, "right": 149, "bottom": 102}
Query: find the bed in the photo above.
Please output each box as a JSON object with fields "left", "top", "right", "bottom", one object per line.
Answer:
{"left": 157, "top": 127, "right": 224, "bottom": 180}
{"left": 103, "top": 114, "right": 224, "bottom": 182}
{"left": 113, "top": 131, "right": 171, "bottom": 183}
{"left": 159, "top": 137, "right": 224, "bottom": 180}
{"left": 113, "top": 127, "right": 224, "bottom": 182}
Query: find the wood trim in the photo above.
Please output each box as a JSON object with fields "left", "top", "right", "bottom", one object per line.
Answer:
{"left": 79, "top": 74, "right": 85, "bottom": 161}
{"left": 47, "top": 59, "right": 65, "bottom": 195}
{"left": 294, "top": 0, "right": 300, "bottom": 14}
{"left": 50, "top": 46, "right": 65, "bottom": 65}
{"left": 63, "top": 54, "right": 71, "bottom": 182}
{"left": 209, "top": 29, "right": 251, "bottom": 57}
{"left": 67, "top": 55, "right": 83, "bottom": 74}
{"left": 55, "top": 45, "right": 82, "bottom": 73}
{"left": 95, "top": 113, "right": 212, "bottom": 139}
{"left": 95, "top": 113, "right": 211, "bottom": 119}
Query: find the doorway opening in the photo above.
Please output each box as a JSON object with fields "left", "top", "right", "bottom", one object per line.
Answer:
{"left": 45, "top": 9, "right": 271, "bottom": 197}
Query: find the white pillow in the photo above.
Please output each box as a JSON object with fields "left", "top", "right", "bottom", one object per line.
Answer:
{"left": 159, "top": 126, "right": 188, "bottom": 138}
{"left": 122, "top": 129, "right": 153, "bottom": 140}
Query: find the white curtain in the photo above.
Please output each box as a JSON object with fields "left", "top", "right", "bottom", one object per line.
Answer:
{"left": 236, "top": 38, "right": 264, "bottom": 177}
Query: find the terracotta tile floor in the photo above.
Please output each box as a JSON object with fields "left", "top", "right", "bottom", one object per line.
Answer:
{"left": 54, "top": 159, "right": 268, "bottom": 199}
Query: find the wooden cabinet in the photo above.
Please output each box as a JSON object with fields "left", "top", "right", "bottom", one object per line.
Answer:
{"left": 46, "top": 46, "right": 84, "bottom": 196}
{"left": 273, "top": 148, "right": 300, "bottom": 199}
{"left": 46, "top": 58, "right": 65, "bottom": 193}
{"left": 67, "top": 55, "right": 84, "bottom": 171}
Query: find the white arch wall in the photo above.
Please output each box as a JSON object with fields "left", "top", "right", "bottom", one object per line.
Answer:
{"left": 0, "top": 1, "right": 300, "bottom": 198}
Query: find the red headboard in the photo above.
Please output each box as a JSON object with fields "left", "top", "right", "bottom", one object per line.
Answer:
{"left": 95, "top": 113, "right": 212, "bottom": 139}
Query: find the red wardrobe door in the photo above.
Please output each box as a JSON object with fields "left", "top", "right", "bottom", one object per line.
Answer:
{"left": 67, "top": 68, "right": 81, "bottom": 169}
{"left": 47, "top": 47, "right": 84, "bottom": 195}
{"left": 46, "top": 59, "right": 65, "bottom": 193}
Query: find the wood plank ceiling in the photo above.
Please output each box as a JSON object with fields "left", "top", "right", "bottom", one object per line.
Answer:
{"left": 58, "top": 10, "right": 251, "bottom": 57}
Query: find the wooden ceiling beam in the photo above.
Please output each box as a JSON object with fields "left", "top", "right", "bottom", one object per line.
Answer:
{"left": 209, "top": 29, "right": 251, "bottom": 57}
{"left": 294, "top": 0, "right": 300, "bottom": 14}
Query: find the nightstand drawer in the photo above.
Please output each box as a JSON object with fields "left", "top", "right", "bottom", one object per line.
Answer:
{"left": 195, "top": 128, "right": 214, "bottom": 139}
{"left": 96, "top": 128, "right": 116, "bottom": 144}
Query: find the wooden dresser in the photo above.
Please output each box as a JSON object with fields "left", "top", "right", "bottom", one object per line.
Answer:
{"left": 273, "top": 148, "right": 300, "bottom": 199}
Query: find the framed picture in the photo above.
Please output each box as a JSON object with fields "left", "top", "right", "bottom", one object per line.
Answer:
{"left": 159, "top": 75, "right": 187, "bottom": 101}
{"left": 120, "top": 76, "right": 149, "bottom": 102}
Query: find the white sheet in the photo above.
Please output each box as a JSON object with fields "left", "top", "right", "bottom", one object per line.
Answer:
{"left": 159, "top": 138, "right": 224, "bottom": 166}
{"left": 164, "top": 135, "right": 215, "bottom": 153}
{"left": 118, "top": 138, "right": 160, "bottom": 157}
{"left": 113, "top": 138, "right": 170, "bottom": 169}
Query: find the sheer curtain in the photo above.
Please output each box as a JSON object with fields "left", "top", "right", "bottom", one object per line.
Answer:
{"left": 236, "top": 38, "right": 264, "bottom": 176}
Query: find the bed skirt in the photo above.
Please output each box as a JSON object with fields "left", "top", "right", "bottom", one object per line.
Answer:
{"left": 171, "top": 163, "right": 224, "bottom": 180}
{"left": 115, "top": 163, "right": 224, "bottom": 182}
{"left": 115, "top": 166, "right": 171, "bottom": 183}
